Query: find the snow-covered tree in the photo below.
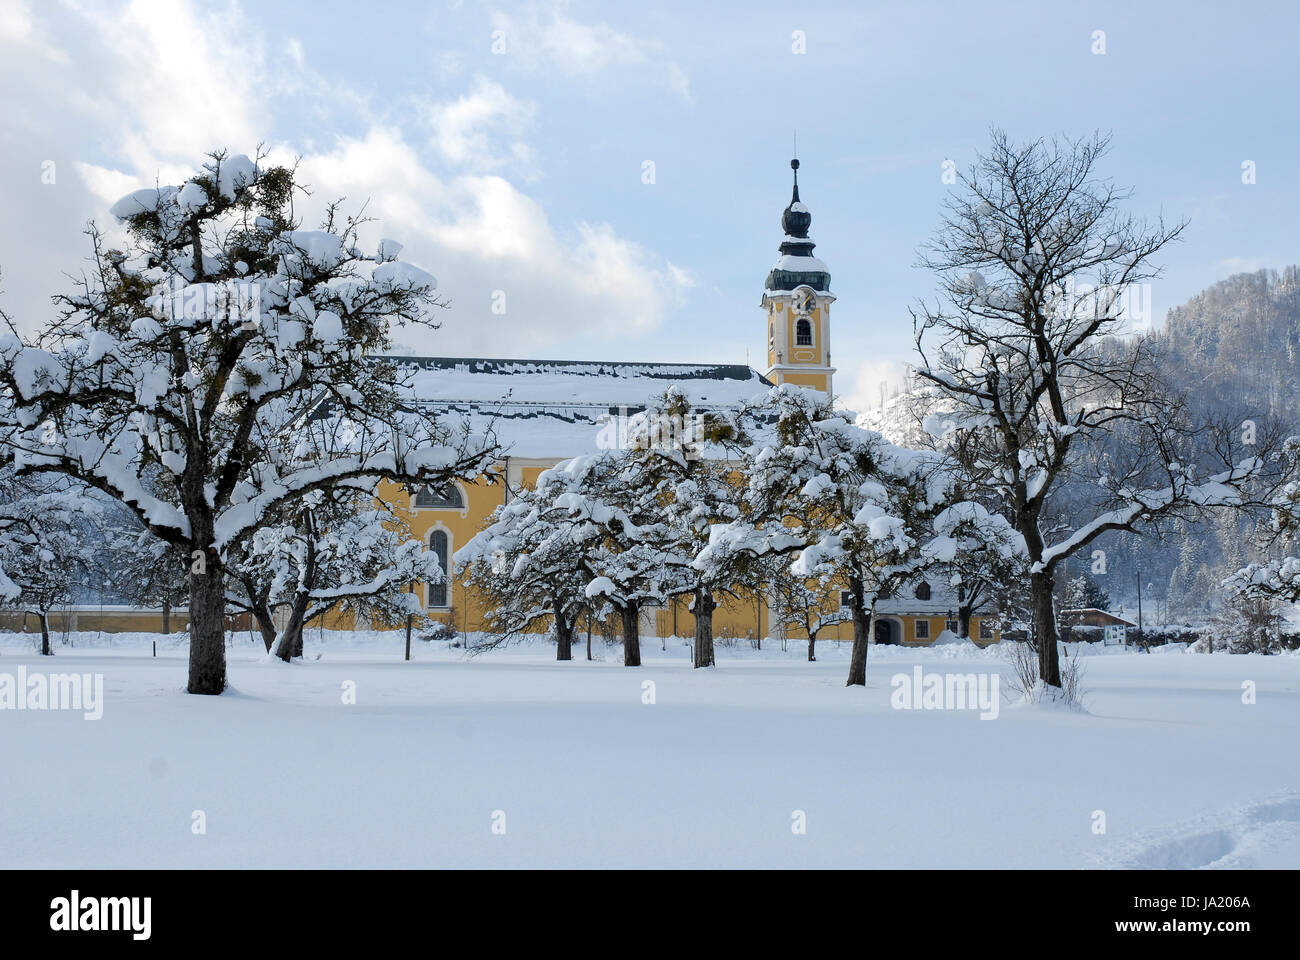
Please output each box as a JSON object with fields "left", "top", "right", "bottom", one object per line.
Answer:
{"left": 912, "top": 129, "right": 1261, "bottom": 690}
{"left": 614, "top": 388, "right": 755, "bottom": 668}
{"left": 0, "top": 150, "right": 497, "bottom": 693}
{"left": 101, "top": 478, "right": 191, "bottom": 633}
{"left": 456, "top": 469, "right": 595, "bottom": 660}
{"left": 236, "top": 487, "right": 439, "bottom": 660}
{"left": 765, "top": 562, "right": 847, "bottom": 661}
{"left": 544, "top": 453, "right": 675, "bottom": 667}
{"left": 701, "top": 386, "right": 1025, "bottom": 686}
{"left": 0, "top": 472, "right": 100, "bottom": 654}
{"left": 1224, "top": 436, "right": 1300, "bottom": 608}
{"left": 112, "top": 531, "right": 190, "bottom": 633}
{"left": 1064, "top": 572, "right": 1110, "bottom": 611}
{"left": 1209, "top": 592, "right": 1287, "bottom": 654}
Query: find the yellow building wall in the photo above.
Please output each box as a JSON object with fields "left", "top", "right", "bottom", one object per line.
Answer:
{"left": 6, "top": 462, "right": 1004, "bottom": 647}
{"left": 766, "top": 301, "right": 825, "bottom": 370}
{"left": 376, "top": 463, "right": 548, "bottom": 636}
{"left": 0, "top": 608, "right": 254, "bottom": 634}
{"left": 777, "top": 371, "right": 830, "bottom": 391}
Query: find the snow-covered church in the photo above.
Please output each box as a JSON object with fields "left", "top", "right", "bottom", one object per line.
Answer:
{"left": 370, "top": 159, "right": 1002, "bottom": 647}
{"left": 24, "top": 161, "right": 1000, "bottom": 646}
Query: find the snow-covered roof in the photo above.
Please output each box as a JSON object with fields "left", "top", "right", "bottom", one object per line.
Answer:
{"left": 393, "top": 356, "right": 773, "bottom": 459}
{"left": 873, "top": 579, "right": 990, "bottom": 617}
{"left": 1060, "top": 607, "right": 1137, "bottom": 628}
{"left": 771, "top": 254, "right": 828, "bottom": 274}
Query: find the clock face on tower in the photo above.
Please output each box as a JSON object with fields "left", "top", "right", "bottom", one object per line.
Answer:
{"left": 791, "top": 286, "right": 816, "bottom": 318}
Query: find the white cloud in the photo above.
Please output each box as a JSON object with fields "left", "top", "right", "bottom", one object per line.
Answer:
{"left": 64, "top": 0, "right": 265, "bottom": 173}
{"left": 0, "top": 0, "right": 65, "bottom": 61}
{"left": 290, "top": 129, "right": 690, "bottom": 354}
{"left": 490, "top": 1, "right": 693, "bottom": 102}
{"left": 0, "top": 0, "right": 692, "bottom": 357}
{"left": 75, "top": 163, "right": 141, "bottom": 209}
{"left": 426, "top": 76, "right": 537, "bottom": 175}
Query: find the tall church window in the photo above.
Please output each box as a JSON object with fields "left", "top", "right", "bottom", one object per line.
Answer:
{"left": 428, "top": 529, "right": 449, "bottom": 607}
{"left": 796, "top": 319, "right": 812, "bottom": 346}
{"left": 415, "top": 483, "right": 464, "bottom": 509}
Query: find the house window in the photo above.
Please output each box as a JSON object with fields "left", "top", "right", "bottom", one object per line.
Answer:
{"left": 428, "top": 529, "right": 450, "bottom": 608}
{"left": 415, "top": 483, "right": 464, "bottom": 509}
{"left": 979, "top": 620, "right": 995, "bottom": 641}
{"left": 796, "top": 319, "right": 812, "bottom": 346}
{"left": 915, "top": 581, "right": 931, "bottom": 601}
{"left": 839, "top": 590, "right": 852, "bottom": 609}
{"left": 945, "top": 619, "right": 959, "bottom": 634}
{"left": 914, "top": 619, "right": 930, "bottom": 640}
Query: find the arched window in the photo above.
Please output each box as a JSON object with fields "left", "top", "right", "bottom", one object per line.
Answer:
{"left": 415, "top": 483, "right": 464, "bottom": 509}
{"left": 915, "top": 581, "right": 931, "bottom": 601}
{"left": 795, "top": 319, "right": 812, "bottom": 346}
{"left": 428, "top": 530, "right": 449, "bottom": 608}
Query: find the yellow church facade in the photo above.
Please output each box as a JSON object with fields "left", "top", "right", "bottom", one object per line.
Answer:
{"left": 376, "top": 160, "right": 1002, "bottom": 650}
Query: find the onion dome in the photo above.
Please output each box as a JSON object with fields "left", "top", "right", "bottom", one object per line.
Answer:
{"left": 765, "top": 158, "right": 830, "bottom": 292}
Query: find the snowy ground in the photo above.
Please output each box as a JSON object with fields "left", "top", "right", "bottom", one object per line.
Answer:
{"left": 2, "top": 629, "right": 1297, "bottom": 869}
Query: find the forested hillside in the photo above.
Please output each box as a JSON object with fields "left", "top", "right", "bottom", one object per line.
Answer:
{"left": 865, "top": 266, "right": 1300, "bottom": 625}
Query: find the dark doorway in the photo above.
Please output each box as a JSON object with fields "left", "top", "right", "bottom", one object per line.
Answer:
{"left": 874, "top": 619, "right": 897, "bottom": 644}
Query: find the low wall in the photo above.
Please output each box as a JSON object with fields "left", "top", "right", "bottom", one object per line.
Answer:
{"left": 0, "top": 606, "right": 253, "bottom": 634}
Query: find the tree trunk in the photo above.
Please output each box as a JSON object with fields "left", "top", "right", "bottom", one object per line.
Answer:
{"left": 957, "top": 603, "right": 972, "bottom": 639}
{"left": 585, "top": 612, "right": 592, "bottom": 661}
{"left": 845, "top": 578, "right": 871, "bottom": 687}
{"left": 807, "top": 628, "right": 817, "bottom": 662}
{"left": 693, "top": 588, "right": 715, "bottom": 668}
{"left": 620, "top": 602, "right": 641, "bottom": 667}
{"left": 252, "top": 600, "right": 277, "bottom": 652}
{"left": 39, "top": 611, "right": 51, "bottom": 656}
{"left": 1032, "top": 568, "right": 1062, "bottom": 687}
{"left": 162, "top": 598, "right": 171, "bottom": 634}
{"left": 274, "top": 512, "right": 317, "bottom": 663}
{"left": 553, "top": 596, "right": 573, "bottom": 661}
{"left": 187, "top": 554, "right": 228, "bottom": 694}
{"left": 274, "top": 590, "right": 311, "bottom": 662}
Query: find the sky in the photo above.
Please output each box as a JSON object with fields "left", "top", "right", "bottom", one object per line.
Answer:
{"left": 1, "top": 0, "right": 1297, "bottom": 411}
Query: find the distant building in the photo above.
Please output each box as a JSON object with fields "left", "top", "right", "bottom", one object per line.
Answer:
{"left": 1059, "top": 608, "right": 1137, "bottom": 630}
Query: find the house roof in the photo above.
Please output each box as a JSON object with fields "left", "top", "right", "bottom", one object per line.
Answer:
{"left": 391, "top": 356, "right": 773, "bottom": 459}
{"left": 1060, "top": 607, "right": 1138, "bottom": 628}
{"left": 874, "top": 579, "right": 987, "bottom": 617}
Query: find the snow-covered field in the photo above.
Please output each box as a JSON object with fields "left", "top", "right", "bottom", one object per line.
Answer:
{"left": 2, "top": 630, "right": 1297, "bottom": 869}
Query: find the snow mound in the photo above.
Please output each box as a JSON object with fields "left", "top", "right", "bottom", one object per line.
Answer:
{"left": 1102, "top": 793, "right": 1300, "bottom": 869}
{"left": 110, "top": 186, "right": 179, "bottom": 220}
{"left": 372, "top": 260, "right": 436, "bottom": 292}
{"left": 217, "top": 154, "right": 257, "bottom": 199}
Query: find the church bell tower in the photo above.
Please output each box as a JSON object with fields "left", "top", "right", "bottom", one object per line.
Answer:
{"left": 763, "top": 158, "right": 836, "bottom": 395}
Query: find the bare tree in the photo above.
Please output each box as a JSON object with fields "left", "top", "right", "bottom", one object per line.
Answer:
{"left": 913, "top": 129, "right": 1261, "bottom": 691}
